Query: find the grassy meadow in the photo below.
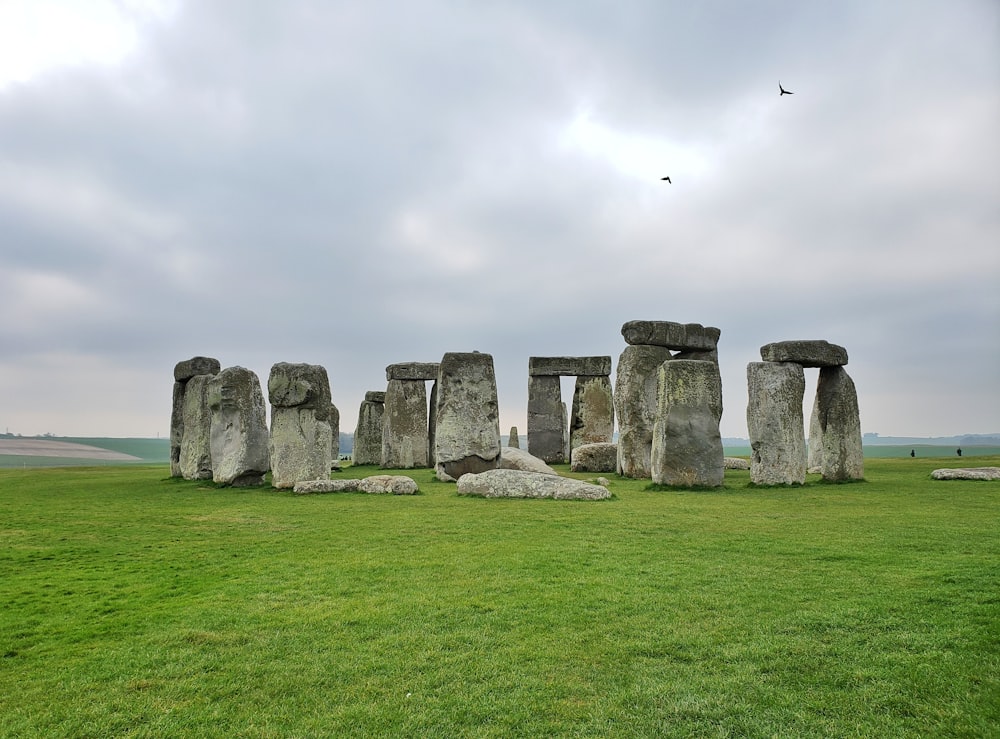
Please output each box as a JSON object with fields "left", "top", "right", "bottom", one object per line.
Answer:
{"left": 1, "top": 456, "right": 997, "bottom": 737}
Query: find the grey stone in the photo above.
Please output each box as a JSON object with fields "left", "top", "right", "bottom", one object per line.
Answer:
{"left": 747, "top": 362, "right": 807, "bottom": 485}
{"left": 760, "top": 340, "right": 848, "bottom": 367}
{"left": 498, "top": 446, "right": 558, "bottom": 475}
{"left": 207, "top": 366, "right": 270, "bottom": 487}
{"left": 527, "top": 374, "right": 566, "bottom": 463}
{"left": 621, "top": 321, "right": 720, "bottom": 351}
{"left": 268, "top": 363, "right": 333, "bottom": 488}
{"left": 724, "top": 457, "right": 750, "bottom": 470}
{"left": 528, "top": 356, "right": 612, "bottom": 377}
{"left": 807, "top": 392, "right": 823, "bottom": 470}
{"left": 428, "top": 380, "right": 438, "bottom": 466}
{"left": 571, "top": 442, "right": 618, "bottom": 473}
{"left": 931, "top": 467, "right": 1000, "bottom": 481}
{"left": 170, "top": 356, "right": 221, "bottom": 477}
{"left": 651, "top": 360, "right": 724, "bottom": 487}
{"left": 329, "top": 403, "right": 340, "bottom": 461}
{"left": 508, "top": 426, "right": 520, "bottom": 448}
{"left": 614, "top": 344, "right": 672, "bottom": 478}
{"left": 456, "top": 468, "right": 611, "bottom": 500}
{"left": 352, "top": 394, "right": 385, "bottom": 465}
{"left": 570, "top": 375, "right": 615, "bottom": 452}
{"left": 382, "top": 379, "right": 429, "bottom": 468}
{"left": 293, "top": 479, "right": 361, "bottom": 494}
{"left": 173, "top": 356, "right": 221, "bottom": 383}
{"left": 434, "top": 352, "right": 501, "bottom": 480}
{"left": 385, "top": 362, "right": 441, "bottom": 381}
{"left": 358, "top": 474, "right": 419, "bottom": 495}
{"left": 178, "top": 374, "right": 214, "bottom": 480}
{"left": 816, "top": 367, "right": 864, "bottom": 481}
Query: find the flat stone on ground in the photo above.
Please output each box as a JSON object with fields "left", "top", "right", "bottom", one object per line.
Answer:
{"left": 931, "top": 467, "right": 1000, "bottom": 481}
{"left": 457, "top": 468, "right": 611, "bottom": 500}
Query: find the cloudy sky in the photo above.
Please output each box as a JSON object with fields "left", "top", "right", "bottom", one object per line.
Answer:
{"left": 1, "top": 0, "right": 997, "bottom": 440}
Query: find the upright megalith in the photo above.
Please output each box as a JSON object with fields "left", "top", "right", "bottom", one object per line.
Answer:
{"left": 207, "top": 366, "right": 269, "bottom": 486}
{"left": 382, "top": 378, "right": 429, "bottom": 468}
{"left": 352, "top": 391, "right": 385, "bottom": 465}
{"left": 508, "top": 426, "right": 520, "bottom": 448}
{"left": 570, "top": 375, "right": 614, "bottom": 451}
{"left": 816, "top": 366, "right": 864, "bottom": 481}
{"left": 433, "top": 352, "right": 501, "bottom": 481}
{"left": 170, "top": 356, "right": 221, "bottom": 477}
{"left": 178, "top": 375, "right": 214, "bottom": 480}
{"left": 651, "top": 360, "right": 724, "bottom": 487}
{"left": 329, "top": 403, "right": 341, "bottom": 461}
{"left": 527, "top": 375, "right": 565, "bottom": 463}
{"left": 268, "top": 362, "right": 333, "bottom": 489}
{"left": 807, "top": 397, "right": 823, "bottom": 471}
{"left": 614, "top": 344, "right": 672, "bottom": 478}
{"left": 746, "top": 362, "right": 807, "bottom": 485}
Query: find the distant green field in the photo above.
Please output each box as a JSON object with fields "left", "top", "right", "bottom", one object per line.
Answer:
{"left": 1, "top": 458, "right": 997, "bottom": 736}
{"left": 0, "top": 438, "right": 169, "bottom": 468}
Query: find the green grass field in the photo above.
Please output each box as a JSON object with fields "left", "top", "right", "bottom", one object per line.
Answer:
{"left": 1, "top": 458, "right": 997, "bottom": 737}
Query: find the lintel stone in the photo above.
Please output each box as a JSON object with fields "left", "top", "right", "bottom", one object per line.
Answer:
{"left": 385, "top": 362, "right": 441, "bottom": 381}
{"left": 760, "top": 340, "right": 848, "bottom": 367}
{"left": 621, "top": 320, "right": 720, "bottom": 351}
{"left": 364, "top": 390, "right": 386, "bottom": 403}
{"left": 528, "top": 356, "right": 612, "bottom": 377}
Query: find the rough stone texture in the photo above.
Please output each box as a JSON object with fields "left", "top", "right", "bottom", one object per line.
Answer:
{"left": 571, "top": 442, "right": 618, "bottom": 473}
{"left": 508, "top": 426, "right": 520, "bottom": 448}
{"left": 174, "top": 356, "right": 222, "bottom": 383}
{"left": 673, "top": 348, "right": 719, "bottom": 363}
{"left": 651, "top": 360, "right": 724, "bottom": 487}
{"left": 352, "top": 394, "right": 385, "bottom": 465}
{"left": 358, "top": 475, "right": 419, "bottom": 494}
{"left": 527, "top": 374, "right": 566, "bottom": 463}
{"left": 207, "top": 366, "right": 270, "bottom": 486}
{"left": 428, "top": 380, "right": 438, "bottom": 466}
{"left": 570, "top": 375, "right": 615, "bottom": 453}
{"left": 330, "top": 403, "right": 340, "bottom": 461}
{"left": 457, "top": 468, "right": 611, "bottom": 500}
{"left": 498, "top": 446, "right": 558, "bottom": 475}
{"left": 747, "top": 362, "right": 807, "bottom": 485}
{"left": 724, "top": 457, "right": 751, "bottom": 470}
{"left": 434, "top": 352, "right": 501, "bottom": 480}
{"left": 816, "top": 366, "right": 864, "bottom": 481}
{"left": 807, "top": 394, "right": 823, "bottom": 470}
{"left": 614, "top": 344, "right": 673, "bottom": 478}
{"left": 293, "top": 479, "right": 360, "bottom": 494}
{"left": 178, "top": 374, "right": 214, "bottom": 480}
{"left": 931, "top": 467, "right": 1000, "bottom": 481}
{"left": 386, "top": 362, "right": 441, "bottom": 381}
{"left": 528, "top": 356, "right": 612, "bottom": 377}
{"left": 268, "top": 363, "right": 333, "bottom": 489}
{"left": 382, "top": 379, "right": 429, "bottom": 468}
{"left": 621, "top": 321, "right": 720, "bottom": 352}
{"left": 760, "top": 340, "right": 848, "bottom": 368}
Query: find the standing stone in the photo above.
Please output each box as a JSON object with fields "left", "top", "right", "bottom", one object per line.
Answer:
{"left": 614, "top": 344, "right": 673, "bottom": 478}
{"left": 570, "top": 375, "right": 615, "bottom": 452}
{"left": 268, "top": 363, "right": 333, "bottom": 489}
{"left": 207, "top": 366, "right": 269, "bottom": 486}
{"left": 651, "top": 360, "right": 724, "bottom": 487}
{"left": 428, "top": 380, "right": 438, "bottom": 466}
{"left": 170, "top": 356, "right": 221, "bottom": 477}
{"left": 353, "top": 391, "right": 385, "bottom": 465}
{"left": 330, "top": 403, "right": 340, "bottom": 462}
{"left": 508, "top": 426, "right": 520, "bottom": 448}
{"left": 178, "top": 374, "right": 214, "bottom": 480}
{"left": 382, "top": 379, "right": 429, "bottom": 468}
{"left": 527, "top": 374, "right": 566, "bottom": 463}
{"left": 807, "top": 394, "right": 823, "bottom": 471}
{"left": 433, "top": 352, "right": 501, "bottom": 481}
{"left": 746, "top": 362, "right": 807, "bottom": 485}
{"left": 816, "top": 366, "right": 864, "bottom": 481}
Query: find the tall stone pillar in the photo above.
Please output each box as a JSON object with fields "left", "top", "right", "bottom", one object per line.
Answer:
{"left": 352, "top": 391, "right": 385, "bottom": 465}
{"left": 570, "top": 375, "right": 615, "bottom": 453}
{"left": 268, "top": 362, "right": 333, "bottom": 488}
{"left": 614, "top": 344, "right": 672, "bottom": 478}
{"left": 746, "top": 361, "right": 807, "bottom": 485}
{"left": 170, "top": 356, "right": 221, "bottom": 477}
{"left": 527, "top": 375, "right": 565, "bottom": 463}
{"left": 816, "top": 366, "right": 864, "bottom": 481}
{"left": 434, "top": 351, "right": 501, "bottom": 481}
{"left": 208, "top": 366, "right": 270, "bottom": 487}
{"left": 382, "top": 379, "right": 429, "bottom": 468}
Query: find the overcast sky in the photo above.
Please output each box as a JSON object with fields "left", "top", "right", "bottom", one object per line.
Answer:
{"left": 1, "top": 0, "right": 998, "bottom": 440}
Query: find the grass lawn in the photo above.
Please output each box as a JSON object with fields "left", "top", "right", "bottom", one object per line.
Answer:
{"left": 1, "top": 457, "right": 997, "bottom": 737}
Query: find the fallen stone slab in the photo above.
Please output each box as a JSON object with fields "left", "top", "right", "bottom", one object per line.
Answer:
{"left": 724, "top": 457, "right": 750, "bottom": 470}
{"left": 293, "top": 479, "right": 360, "bottom": 494}
{"left": 570, "top": 442, "right": 618, "bottom": 473}
{"left": 528, "top": 356, "right": 612, "bottom": 377}
{"left": 931, "top": 467, "right": 1000, "bottom": 481}
{"left": 499, "top": 446, "right": 558, "bottom": 475}
{"left": 358, "top": 475, "right": 420, "bottom": 494}
{"left": 621, "top": 321, "right": 720, "bottom": 351}
{"left": 457, "top": 468, "right": 611, "bottom": 500}
{"left": 760, "top": 340, "right": 848, "bottom": 367}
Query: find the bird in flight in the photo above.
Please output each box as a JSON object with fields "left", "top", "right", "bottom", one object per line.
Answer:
{"left": 661, "top": 176, "right": 671, "bottom": 183}
{"left": 779, "top": 81, "right": 793, "bottom": 96}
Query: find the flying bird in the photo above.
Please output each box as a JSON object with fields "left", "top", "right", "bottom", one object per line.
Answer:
{"left": 779, "top": 81, "right": 793, "bottom": 96}
{"left": 661, "top": 176, "right": 671, "bottom": 183}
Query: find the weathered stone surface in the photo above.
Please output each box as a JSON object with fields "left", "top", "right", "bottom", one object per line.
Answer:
{"left": 673, "top": 348, "right": 718, "bottom": 363}
{"left": 760, "top": 340, "right": 848, "bottom": 367}
{"left": 382, "top": 379, "right": 429, "bottom": 468}
{"left": 207, "top": 366, "right": 270, "bottom": 486}
{"left": 570, "top": 375, "right": 615, "bottom": 452}
{"left": 293, "top": 479, "right": 360, "bottom": 494}
{"left": 498, "top": 446, "right": 558, "bottom": 475}
{"left": 170, "top": 381, "right": 184, "bottom": 477}
{"left": 621, "top": 321, "right": 720, "bottom": 352}
{"left": 724, "top": 457, "right": 750, "bottom": 470}
{"left": 527, "top": 374, "right": 566, "bottom": 463}
{"left": 816, "top": 366, "right": 864, "bottom": 481}
{"left": 353, "top": 394, "right": 385, "bottom": 465}
{"left": 931, "top": 467, "right": 1000, "bottom": 481}
{"left": 268, "top": 363, "right": 333, "bottom": 488}
{"left": 651, "top": 360, "right": 724, "bottom": 487}
{"left": 528, "top": 356, "right": 612, "bottom": 377}
{"left": 173, "top": 356, "right": 221, "bottom": 382}
{"left": 747, "top": 362, "right": 807, "bottom": 485}
{"left": 358, "top": 475, "right": 419, "bottom": 494}
{"left": 456, "top": 468, "right": 611, "bottom": 500}
{"left": 571, "top": 442, "right": 618, "bottom": 472}
{"left": 329, "top": 403, "right": 340, "bottom": 461}
{"left": 434, "top": 352, "right": 501, "bottom": 480}
{"left": 508, "top": 426, "right": 520, "bottom": 448}
{"left": 178, "top": 374, "right": 214, "bottom": 480}
{"left": 807, "top": 394, "right": 823, "bottom": 470}
{"left": 614, "top": 344, "right": 672, "bottom": 478}
{"left": 385, "top": 362, "right": 440, "bottom": 381}
{"left": 428, "top": 380, "right": 438, "bottom": 466}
